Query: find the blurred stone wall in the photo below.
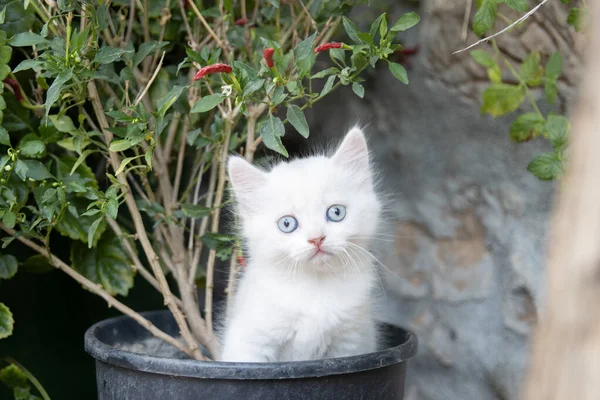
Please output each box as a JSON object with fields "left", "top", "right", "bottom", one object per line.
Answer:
{"left": 301, "top": 1, "right": 583, "bottom": 399}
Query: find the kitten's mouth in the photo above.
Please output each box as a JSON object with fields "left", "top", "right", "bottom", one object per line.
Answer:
{"left": 309, "top": 249, "right": 331, "bottom": 260}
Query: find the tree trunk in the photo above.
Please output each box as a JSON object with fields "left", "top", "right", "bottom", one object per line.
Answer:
{"left": 524, "top": 2, "right": 600, "bottom": 399}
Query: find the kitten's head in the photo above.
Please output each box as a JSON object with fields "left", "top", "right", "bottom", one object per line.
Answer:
{"left": 228, "top": 126, "right": 381, "bottom": 273}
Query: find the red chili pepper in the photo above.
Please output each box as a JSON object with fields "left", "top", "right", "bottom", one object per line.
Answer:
{"left": 235, "top": 17, "right": 248, "bottom": 26}
{"left": 263, "top": 48, "right": 275, "bottom": 68}
{"left": 314, "top": 42, "right": 343, "bottom": 53}
{"left": 3, "top": 78, "right": 24, "bottom": 102}
{"left": 237, "top": 256, "right": 247, "bottom": 267}
{"left": 193, "top": 63, "right": 233, "bottom": 81}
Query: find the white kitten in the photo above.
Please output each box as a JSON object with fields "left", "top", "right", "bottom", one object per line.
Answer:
{"left": 220, "top": 127, "right": 382, "bottom": 362}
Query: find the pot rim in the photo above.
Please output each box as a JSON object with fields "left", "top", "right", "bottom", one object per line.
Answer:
{"left": 85, "top": 310, "right": 418, "bottom": 380}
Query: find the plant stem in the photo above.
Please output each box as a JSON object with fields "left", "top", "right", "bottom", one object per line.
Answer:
{"left": 187, "top": 0, "right": 230, "bottom": 60}
{"left": 134, "top": 51, "right": 166, "bottom": 106}
{"left": 0, "top": 224, "right": 198, "bottom": 359}
{"left": 87, "top": 80, "right": 209, "bottom": 359}
{"left": 107, "top": 217, "right": 184, "bottom": 309}
{"left": 204, "top": 119, "right": 232, "bottom": 334}
{"left": 189, "top": 156, "right": 218, "bottom": 284}
{"left": 4, "top": 357, "right": 52, "bottom": 400}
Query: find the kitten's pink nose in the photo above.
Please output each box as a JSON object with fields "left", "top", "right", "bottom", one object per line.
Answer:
{"left": 308, "top": 236, "right": 326, "bottom": 248}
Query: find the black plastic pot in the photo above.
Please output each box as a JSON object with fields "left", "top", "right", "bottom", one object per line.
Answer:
{"left": 85, "top": 310, "right": 417, "bottom": 399}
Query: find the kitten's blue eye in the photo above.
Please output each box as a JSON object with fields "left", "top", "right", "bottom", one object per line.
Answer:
{"left": 277, "top": 216, "right": 298, "bottom": 233}
{"left": 326, "top": 205, "right": 346, "bottom": 222}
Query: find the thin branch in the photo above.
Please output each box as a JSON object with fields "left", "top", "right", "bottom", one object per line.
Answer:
{"left": 189, "top": 154, "right": 218, "bottom": 284}
{"left": 163, "top": 113, "right": 181, "bottom": 163}
{"left": 204, "top": 120, "right": 232, "bottom": 334}
{"left": 87, "top": 80, "right": 207, "bottom": 359}
{"left": 107, "top": 218, "right": 184, "bottom": 309}
{"left": 124, "top": 0, "right": 136, "bottom": 46}
{"left": 134, "top": 51, "right": 166, "bottom": 106}
{"left": 187, "top": 158, "right": 207, "bottom": 257}
{"left": 0, "top": 224, "right": 199, "bottom": 359}
{"left": 461, "top": 0, "right": 473, "bottom": 42}
{"left": 187, "top": 0, "right": 229, "bottom": 59}
{"left": 178, "top": 0, "right": 198, "bottom": 49}
{"left": 453, "top": 0, "right": 549, "bottom": 54}
{"left": 172, "top": 116, "right": 191, "bottom": 204}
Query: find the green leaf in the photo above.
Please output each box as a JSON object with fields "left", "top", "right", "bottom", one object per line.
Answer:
{"left": 45, "top": 71, "right": 72, "bottom": 117}
{"left": 0, "top": 4, "right": 6, "bottom": 24}
{"left": 1, "top": 0, "right": 35, "bottom": 37}
{"left": 527, "top": 152, "right": 563, "bottom": 180}
{"left": 14, "top": 386, "right": 41, "bottom": 400}
{"left": 200, "top": 232, "right": 234, "bottom": 250}
{"left": 13, "top": 60, "right": 44, "bottom": 74}
{"left": 567, "top": 7, "right": 585, "bottom": 32}
{"left": 330, "top": 48, "right": 345, "bottom": 64}
{"left": 0, "top": 254, "right": 17, "bottom": 279}
{"left": 179, "top": 204, "right": 211, "bottom": 218}
{"left": 2, "top": 210, "right": 16, "bottom": 228}
{"left": 546, "top": 113, "right": 570, "bottom": 149}
{"left": 294, "top": 31, "right": 317, "bottom": 61}
{"left": 105, "top": 198, "right": 118, "bottom": 219}
{"left": 352, "top": 82, "right": 365, "bottom": 98}
{"left": 190, "top": 94, "right": 226, "bottom": 113}
{"left": 481, "top": 83, "right": 525, "bottom": 117}
{"left": 342, "top": 17, "right": 363, "bottom": 44}
{"left": 87, "top": 217, "right": 103, "bottom": 248}
{"left": 94, "top": 47, "right": 133, "bottom": 64}
{"left": 109, "top": 139, "right": 133, "bottom": 152}
{"left": 510, "top": 112, "right": 545, "bottom": 142}
{"left": 71, "top": 231, "right": 134, "bottom": 296}
{"left": 0, "top": 303, "right": 13, "bottom": 339}
{"left": 22, "top": 255, "right": 53, "bottom": 274}
{"left": 311, "top": 67, "right": 338, "bottom": 79}
{"left": 8, "top": 32, "right": 48, "bottom": 47}
{"left": 115, "top": 156, "right": 138, "bottom": 175}
{"left": 19, "top": 160, "right": 52, "bottom": 180}
{"left": 470, "top": 49, "right": 496, "bottom": 68}
{"left": 0, "top": 127, "right": 9, "bottom": 146}
{"left": 488, "top": 64, "right": 502, "bottom": 83}
{"left": 286, "top": 105, "right": 309, "bottom": 138}
{"left": 260, "top": 115, "right": 288, "bottom": 157}
{"left": 320, "top": 75, "right": 336, "bottom": 96}
{"left": 545, "top": 51, "right": 563, "bottom": 81}
{"left": 156, "top": 85, "right": 186, "bottom": 118}
{"left": 0, "top": 42, "right": 11, "bottom": 64}
{"left": 48, "top": 114, "right": 76, "bottom": 132}
{"left": 504, "top": 0, "right": 527, "bottom": 12}
{"left": 519, "top": 52, "right": 543, "bottom": 86}
{"left": 390, "top": 12, "right": 420, "bottom": 33}
{"left": 243, "top": 78, "right": 265, "bottom": 97}
{"left": 55, "top": 156, "right": 98, "bottom": 192}
{"left": 19, "top": 140, "right": 45, "bottom": 157}
{"left": 133, "top": 41, "right": 168, "bottom": 67}
{"left": 0, "top": 364, "right": 26, "bottom": 387}
{"left": 545, "top": 79, "right": 558, "bottom": 105}
{"left": 473, "top": 0, "right": 497, "bottom": 36}
{"left": 369, "top": 13, "right": 386, "bottom": 38}
{"left": 388, "top": 62, "right": 408, "bottom": 84}
{"left": 56, "top": 198, "right": 106, "bottom": 245}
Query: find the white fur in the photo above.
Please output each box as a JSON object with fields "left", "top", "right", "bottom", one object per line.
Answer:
{"left": 221, "top": 127, "right": 381, "bottom": 362}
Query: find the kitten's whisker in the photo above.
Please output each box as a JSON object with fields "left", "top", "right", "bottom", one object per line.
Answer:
{"left": 345, "top": 247, "right": 387, "bottom": 301}
{"left": 346, "top": 242, "right": 401, "bottom": 279}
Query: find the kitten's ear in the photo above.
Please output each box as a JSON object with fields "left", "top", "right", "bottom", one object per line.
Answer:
{"left": 228, "top": 156, "right": 267, "bottom": 203}
{"left": 332, "top": 126, "right": 370, "bottom": 172}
